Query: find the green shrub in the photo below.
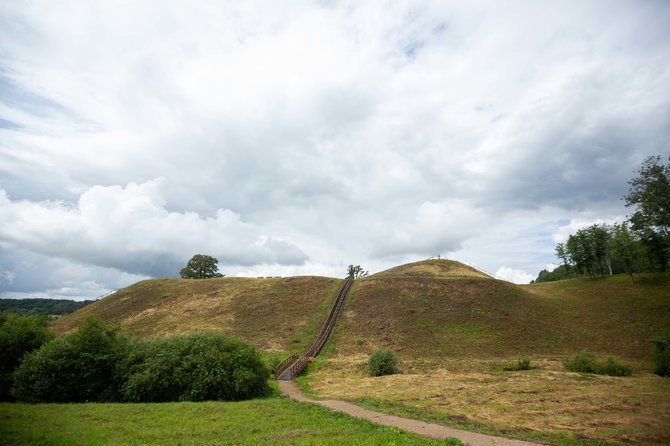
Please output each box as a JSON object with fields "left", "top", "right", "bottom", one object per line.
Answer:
{"left": 564, "top": 351, "right": 632, "bottom": 376}
{"left": 518, "top": 356, "right": 531, "bottom": 370}
{"left": 564, "top": 351, "right": 597, "bottom": 373}
{"left": 123, "top": 332, "right": 270, "bottom": 402}
{"left": 0, "top": 313, "right": 54, "bottom": 400}
{"left": 12, "top": 316, "right": 129, "bottom": 402}
{"left": 368, "top": 348, "right": 397, "bottom": 377}
{"left": 598, "top": 356, "right": 632, "bottom": 377}
{"left": 651, "top": 336, "right": 670, "bottom": 377}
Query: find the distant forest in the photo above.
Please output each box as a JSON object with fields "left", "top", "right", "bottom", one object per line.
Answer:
{"left": 0, "top": 299, "right": 93, "bottom": 316}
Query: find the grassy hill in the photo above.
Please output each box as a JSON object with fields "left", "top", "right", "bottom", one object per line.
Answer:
{"left": 329, "top": 260, "right": 670, "bottom": 363}
{"left": 52, "top": 276, "right": 341, "bottom": 353}
{"left": 54, "top": 259, "right": 670, "bottom": 362}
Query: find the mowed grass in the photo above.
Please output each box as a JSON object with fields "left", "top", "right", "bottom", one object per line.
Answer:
{"left": 0, "top": 396, "right": 462, "bottom": 446}
{"left": 52, "top": 276, "right": 341, "bottom": 353}
{"left": 304, "top": 262, "right": 670, "bottom": 445}
{"left": 306, "top": 357, "right": 670, "bottom": 445}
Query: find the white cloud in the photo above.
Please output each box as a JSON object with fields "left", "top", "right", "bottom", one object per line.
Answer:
{"left": 495, "top": 267, "right": 534, "bottom": 285}
{"left": 551, "top": 216, "right": 626, "bottom": 243}
{"left": 0, "top": 1, "right": 669, "bottom": 298}
{"left": 0, "top": 179, "right": 308, "bottom": 277}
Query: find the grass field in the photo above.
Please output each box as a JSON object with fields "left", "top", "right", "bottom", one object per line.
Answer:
{"left": 0, "top": 395, "right": 463, "bottom": 445}
{"left": 52, "top": 276, "right": 341, "bottom": 353}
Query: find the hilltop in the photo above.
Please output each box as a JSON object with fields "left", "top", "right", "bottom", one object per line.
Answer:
{"left": 368, "top": 259, "right": 488, "bottom": 279}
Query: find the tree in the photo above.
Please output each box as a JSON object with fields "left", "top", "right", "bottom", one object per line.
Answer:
{"left": 180, "top": 254, "right": 224, "bottom": 279}
{"left": 565, "top": 229, "right": 595, "bottom": 277}
{"left": 555, "top": 242, "right": 573, "bottom": 276}
{"left": 0, "top": 313, "right": 53, "bottom": 400}
{"left": 586, "top": 224, "right": 612, "bottom": 276}
{"left": 346, "top": 264, "right": 368, "bottom": 280}
{"left": 610, "top": 222, "right": 645, "bottom": 282}
{"left": 624, "top": 155, "right": 670, "bottom": 270}
{"left": 534, "top": 264, "right": 572, "bottom": 283}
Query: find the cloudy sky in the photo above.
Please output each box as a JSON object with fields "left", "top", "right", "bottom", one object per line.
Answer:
{"left": 1, "top": 1, "right": 669, "bottom": 299}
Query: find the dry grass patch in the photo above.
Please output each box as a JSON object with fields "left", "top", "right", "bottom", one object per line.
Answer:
{"left": 52, "top": 276, "right": 341, "bottom": 353}
{"left": 306, "top": 356, "right": 670, "bottom": 445}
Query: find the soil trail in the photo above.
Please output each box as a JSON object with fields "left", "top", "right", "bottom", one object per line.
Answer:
{"left": 279, "top": 381, "right": 541, "bottom": 446}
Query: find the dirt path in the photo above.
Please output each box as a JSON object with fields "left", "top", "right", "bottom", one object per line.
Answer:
{"left": 278, "top": 381, "right": 541, "bottom": 446}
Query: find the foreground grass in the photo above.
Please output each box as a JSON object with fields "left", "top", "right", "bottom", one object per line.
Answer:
{"left": 0, "top": 396, "right": 463, "bottom": 446}
{"left": 306, "top": 356, "right": 670, "bottom": 445}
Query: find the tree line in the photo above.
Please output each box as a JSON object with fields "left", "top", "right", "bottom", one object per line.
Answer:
{"left": 0, "top": 299, "right": 92, "bottom": 316}
{"left": 535, "top": 155, "right": 669, "bottom": 283}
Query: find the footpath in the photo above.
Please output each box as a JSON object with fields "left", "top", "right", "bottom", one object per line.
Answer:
{"left": 279, "top": 380, "right": 541, "bottom": 446}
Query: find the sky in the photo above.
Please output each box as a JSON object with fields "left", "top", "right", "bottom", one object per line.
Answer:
{"left": 1, "top": 1, "right": 669, "bottom": 300}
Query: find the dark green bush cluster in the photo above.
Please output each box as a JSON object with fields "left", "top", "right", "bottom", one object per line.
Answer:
{"left": 651, "top": 336, "right": 670, "bottom": 377}
{"left": 123, "top": 333, "right": 269, "bottom": 402}
{"left": 368, "top": 348, "right": 397, "bottom": 376}
{"left": 11, "top": 317, "right": 270, "bottom": 403}
{"left": 0, "top": 313, "right": 54, "bottom": 400}
{"left": 563, "top": 351, "right": 632, "bottom": 376}
{"left": 12, "top": 317, "right": 128, "bottom": 402}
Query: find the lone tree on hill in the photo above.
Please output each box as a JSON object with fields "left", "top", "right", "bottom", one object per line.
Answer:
{"left": 346, "top": 264, "right": 368, "bottom": 280}
{"left": 180, "top": 254, "right": 224, "bottom": 279}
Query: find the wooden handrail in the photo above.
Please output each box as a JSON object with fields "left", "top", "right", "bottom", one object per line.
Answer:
{"left": 276, "top": 278, "right": 354, "bottom": 380}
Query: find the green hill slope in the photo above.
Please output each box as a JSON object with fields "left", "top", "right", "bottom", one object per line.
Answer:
{"left": 52, "top": 276, "right": 341, "bottom": 353}
{"left": 332, "top": 261, "right": 670, "bottom": 363}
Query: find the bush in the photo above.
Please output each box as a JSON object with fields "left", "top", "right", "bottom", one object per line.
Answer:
{"left": 599, "top": 356, "right": 632, "bottom": 377}
{"left": 504, "top": 356, "right": 531, "bottom": 371}
{"left": 564, "top": 351, "right": 597, "bottom": 373}
{"left": 368, "top": 348, "right": 397, "bottom": 377}
{"left": 651, "top": 336, "right": 670, "bottom": 377}
{"left": 123, "top": 332, "right": 270, "bottom": 402}
{"left": 564, "top": 351, "right": 632, "bottom": 377}
{"left": 12, "top": 316, "right": 129, "bottom": 402}
{"left": 0, "top": 313, "right": 54, "bottom": 400}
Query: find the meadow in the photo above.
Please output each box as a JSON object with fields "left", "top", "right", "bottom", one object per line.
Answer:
{"left": 0, "top": 392, "right": 462, "bottom": 445}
